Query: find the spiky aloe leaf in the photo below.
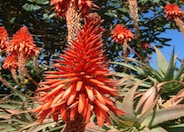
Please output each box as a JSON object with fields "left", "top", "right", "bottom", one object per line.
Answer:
{"left": 0, "top": 125, "right": 17, "bottom": 132}
{"left": 18, "top": 118, "right": 64, "bottom": 132}
{"left": 110, "top": 61, "right": 145, "bottom": 75}
{"left": 154, "top": 47, "right": 168, "bottom": 77}
{"left": 129, "top": 58, "right": 163, "bottom": 82}
{"left": 111, "top": 59, "right": 164, "bottom": 83}
{"left": 26, "top": 122, "right": 61, "bottom": 132}
{"left": 137, "top": 81, "right": 181, "bottom": 127}
{"left": 114, "top": 72, "right": 151, "bottom": 88}
{"left": 166, "top": 124, "right": 184, "bottom": 132}
{"left": 142, "top": 105, "right": 184, "bottom": 127}
{"left": 110, "top": 81, "right": 145, "bottom": 129}
{"left": 119, "top": 80, "right": 146, "bottom": 122}
{"left": 17, "top": 121, "right": 40, "bottom": 132}
{"left": 140, "top": 127, "right": 154, "bottom": 132}
{"left": 150, "top": 127, "right": 167, "bottom": 132}
{"left": 135, "top": 85, "right": 161, "bottom": 115}
{"left": 174, "top": 62, "right": 184, "bottom": 80}
{"left": 163, "top": 47, "right": 176, "bottom": 81}
{"left": 163, "top": 88, "right": 184, "bottom": 108}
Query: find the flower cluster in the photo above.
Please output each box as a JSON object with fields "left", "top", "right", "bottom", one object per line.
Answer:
{"left": 34, "top": 13, "right": 124, "bottom": 126}
{"left": 2, "top": 26, "right": 41, "bottom": 84}
{"left": 165, "top": 4, "right": 184, "bottom": 20}
{"left": 8, "top": 26, "right": 40, "bottom": 60}
{"left": 142, "top": 43, "right": 150, "bottom": 50}
{"left": 50, "top": 0, "right": 97, "bottom": 17}
{"left": 111, "top": 24, "right": 134, "bottom": 44}
{"left": 0, "top": 26, "right": 8, "bottom": 50}
{"left": 3, "top": 52, "right": 18, "bottom": 70}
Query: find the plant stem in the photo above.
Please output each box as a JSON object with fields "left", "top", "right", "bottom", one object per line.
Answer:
{"left": 128, "top": 0, "right": 145, "bottom": 62}
{"left": 0, "top": 74, "right": 33, "bottom": 100}
{"left": 65, "top": 2, "right": 81, "bottom": 45}
{"left": 174, "top": 17, "right": 184, "bottom": 36}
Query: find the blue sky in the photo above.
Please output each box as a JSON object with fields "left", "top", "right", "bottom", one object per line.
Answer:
{"left": 150, "top": 29, "right": 184, "bottom": 68}
{"left": 141, "top": 7, "right": 184, "bottom": 68}
{"left": 149, "top": 4, "right": 184, "bottom": 68}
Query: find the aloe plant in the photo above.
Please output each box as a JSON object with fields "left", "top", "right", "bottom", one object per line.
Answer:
{"left": 0, "top": 94, "right": 65, "bottom": 132}
{"left": 108, "top": 47, "right": 184, "bottom": 131}
{"left": 108, "top": 81, "right": 184, "bottom": 131}
{"left": 112, "top": 47, "right": 184, "bottom": 92}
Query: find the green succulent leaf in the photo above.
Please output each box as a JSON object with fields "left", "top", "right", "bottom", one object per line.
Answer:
{"left": 27, "top": 123, "right": 56, "bottom": 132}
{"left": 154, "top": 47, "right": 168, "bottom": 77}
{"left": 114, "top": 72, "right": 151, "bottom": 88}
{"left": 43, "top": 12, "right": 56, "bottom": 20}
{"left": 110, "top": 61, "right": 145, "bottom": 75}
{"left": 22, "top": 3, "right": 42, "bottom": 11}
{"left": 120, "top": 80, "right": 146, "bottom": 122}
{"left": 150, "top": 127, "right": 167, "bottom": 132}
{"left": 142, "top": 105, "right": 184, "bottom": 127}
{"left": 35, "top": 0, "right": 49, "bottom": 5}
{"left": 163, "top": 47, "right": 176, "bottom": 81}
{"left": 135, "top": 86, "right": 161, "bottom": 115}
{"left": 174, "top": 62, "right": 184, "bottom": 80}
{"left": 153, "top": 0, "right": 160, "bottom": 3}
{"left": 166, "top": 124, "right": 184, "bottom": 132}
{"left": 18, "top": 118, "right": 64, "bottom": 132}
{"left": 0, "top": 126, "right": 17, "bottom": 132}
{"left": 139, "top": 127, "right": 151, "bottom": 132}
{"left": 129, "top": 59, "right": 164, "bottom": 82}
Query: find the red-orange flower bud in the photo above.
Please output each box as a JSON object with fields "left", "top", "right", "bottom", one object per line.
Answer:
{"left": 111, "top": 24, "right": 134, "bottom": 44}
{"left": 165, "top": 4, "right": 184, "bottom": 20}
{"left": 3, "top": 52, "right": 18, "bottom": 70}
{"left": 8, "top": 26, "right": 41, "bottom": 59}
{"left": 142, "top": 43, "right": 150, "bottom": 50}
{"left": 0, "top": 26, "right": 8, "bottom": 50}
{"left": 50, "top": 0, "right": 97, "bottom": 17}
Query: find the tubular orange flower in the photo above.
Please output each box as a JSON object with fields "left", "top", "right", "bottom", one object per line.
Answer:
{"left": 142, "top": 43, "right": 150, "bottom": 50}
{"left": 0, "top": 26, "right": 8, "bottom": 50}
{"left": 6, "top": 26, "right": 41, "bottom": 86}
{"left": 8, "top": 26, "right": 41, "bottom": 71}
{"left": 2, "top": 52, "right": 25, "bottom": 87}
{"left": 3, "top": 52, "right": 18, "bottom": 70}
{"left": 50, "top": 0, "right": 97, "bottom": 17}
{"left": 77, "top": 0, "right": 98, "bottom": 17}
{"left": 110, "top": 24, "right": 142, "bottom": 59}
{"left": 34, "top": 13, "right": 125, "bottom": 127}
{"left": 8, "top": 26, "right": 40, "bottom": 59}
{"left": 111, "top": 24, "right": 134, "bottom": 44}
{"left": 164, "top": 4, "right": 184, "bottom": 20}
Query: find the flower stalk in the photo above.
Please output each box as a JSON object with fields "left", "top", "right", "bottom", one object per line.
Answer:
{"left": 111, "top": 24, "right": 142, "bottom": 59}
{"left": 128, "top": 0, "right": 144, "bottom": 62}
{"left": 50, "top": 0, "right": 97, "bottom": 45}
{"left": 65, "top": 2, "right": 81, "bottom": 45}
{"left": 165, "top": 4, "right": 184, "bottom": 35}
{"left": 174, "top": 17, "right": 184, "bottom": 35}
{"left": 0, "top": 74, "right": 32, "bottom": 99}
{"left": 2, "top": 26, "right": 41, "bottom": 88}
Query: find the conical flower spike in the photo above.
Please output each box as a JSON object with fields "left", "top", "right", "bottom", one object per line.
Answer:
{"left": 111, "top": 24, "right": 134, "bottom": 44}
{"left": 34, "top": 13, "right": 125, "bottom": 128}
{"left": 165, "top": 4, "right": 184, "bottom": 20}
{"left": 165, "top": 4, "right": 184, "bottom": 35}
{"left": 50, "top": 0, "right": 97, "bottom": 17}
{"left": 0, "top": 26, "right": 8, "bottom": 50}
{"left": 8, "top": 26, "right": 41, "bottom": 59}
